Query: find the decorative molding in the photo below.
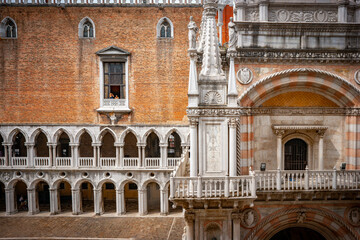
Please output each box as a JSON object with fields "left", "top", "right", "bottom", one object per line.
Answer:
{"left": 273, "top": 125, "right": 328, "bottom": 131}
{"left": 203, "top": 91, "right": 223, "bottom": 105}
{"left": 347, "top": 207, "right": 360, "bottom": 227}
{"left": 241, "top": 208, "right": 259, "bottom": 228}
{"left": 235, "top": 49, "right": 360, "bottom": 63}
{"left": 270, "top": 9, "right": 337, "bottom": 23}
{"left": 228, "top": 118, "right": 238, "bottom": 128}
{"left": 187, "top": 107, "right": 360, "bottom": 117}
{"left": 236, "top": 68, "right": 253, "bottom": 85}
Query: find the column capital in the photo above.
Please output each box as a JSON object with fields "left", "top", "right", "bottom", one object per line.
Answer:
{"left": 25, "top": 142, "right": 35, "bottom": 147}
{"left": 184, "top": 211, "right": 195, "bottom": 222}
{"left": 47, "top": 143, "right": 57, "bottom": 147}
{"left": 231, "top": 212, "right": 241, "bottom": 220}
{"left": 189, "top": 117, "right": 199, "bottom": 127}
{"left": 2, "top": 142, "right": 12, "bottom": 146}
{"left": 69, "top": 143, "right": 79, "bottom": 147}
{"left": 137, "top": 143, "right": 146, "bottom": 147}
{"left": 159, "top": 143, "right": 168, "bottom": 148}
{"left": 114, "top": 143, "right": 124, "bottom": 147}
{"left": 228, "top": 118, "right": 238, "bottom": 128}
{"left": 316, "top": 129, "right": 326, "bottom": 137}
{"left": 274, "top": 129, "right": 285, "bottom": 137}
{"left": 92, "top": 142, "right": 102, "bottom": 147}
{"left": 116, "top": 189, "right": 124, "bottom": 194}
{"left": 337, "top": 0, "right": 349, "bottom": 6}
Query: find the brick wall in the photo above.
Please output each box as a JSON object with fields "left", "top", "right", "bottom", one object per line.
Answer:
{"left": 0, "top": 6, "right": 203, "bottom": 125}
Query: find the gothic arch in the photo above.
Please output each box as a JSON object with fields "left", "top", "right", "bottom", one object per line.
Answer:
{"left": 97, "top": 127, "right": 117, "bottom": 143}
{"left": 0, "top": 17, "right": 17, "bottom": 39}
{"left": 75, "top": 128, "right": 96, "bottom": 144}
{"left": 238, "top": 68, "right": 360, "bottom": 108}
{"left": 0, "top": 130, "right": 7, "bottom": 143}
{"left": 30, "top": 128, "right": 51, "bottom": 143}
{"left": 8, "top": 128, "right": 29, "bottom": 143}
{"left": 119, "top": 128, "right": 141, "bottom": 144}
{"left": 245, "top": 206, "right": 359, "bottom": 240}
{"left": 164, "top": 128, "right": 185, "bottom": 146}
{"left": 156, "top": 17, "right": 174, "bottom": 38}
{"left": 52, "top": 128, "right": 74, "bottom": 143}
{"left": 78, "top": 17, "right": 95, "bottom": 38}
{"left": 142, "top": 128, "right": 163, "bottom": 144}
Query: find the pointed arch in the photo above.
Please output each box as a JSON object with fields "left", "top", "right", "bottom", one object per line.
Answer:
{"left": 156, "top": 17, "right": 174, "bottom": 38}
{"left": 119, "top": 128, "right": 141, "bottom": 144}
{"left": 0, "top": 130, "right": 7, "bottom": 143}
{"left": 97, "top": 127, "right": 117, "bottom": 143}
{"left": 164, "top": 128, "right": 185, "bottom": 145}
{"left": 142, "top": 128, "right": 163, "bottom": 143}
{"left": 30, "top": 128, "right": 51, "bottom": 143}
{"left": 0, "top": 17, "right": 17, "bottom": 39}
{"left": 238, "top": 68, "right": 360, "bottom": 108}
{"left": 75, "top": 128, "right": 96, "bottom": 144}
{"left": 52, "top": 128, "right": 74, "bottom": 143}
{"left": 78, "top": 17, "right": 95, "bottom": 38}
{"left": 8, "top": 128, "right": 29, "bottom": 143}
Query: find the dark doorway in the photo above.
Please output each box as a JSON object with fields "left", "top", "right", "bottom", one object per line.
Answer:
{"left": 285, "top": 139, "right": 307, "bottom": 170}
{"left": 270, "top": 227, "right": 326, "bottom": 240}
{"left": 36, "top": 181, "right": 50, "bottom": 212}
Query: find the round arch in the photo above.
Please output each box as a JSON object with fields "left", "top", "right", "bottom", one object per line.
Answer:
{"left": 75, "top": 128, "right": 96, "bottom": 144}
{"left": 51, "top": 178, "right": 73, "bottom": 190}
{"left": 282, "top": 133, "right": 314, "bottom": 170}
{"left": 53, "top": 128, "right": 74, "bottom": 143}
{"left": 29, "top": 178, "right": 51, "bottom": 189}
{"left": 30, "top": 128, "right": 51, "bottom": 143}
{"left": 7, "top": 178, "right": 29, "bottom": 189}
{"left": 245, "top": 207, "right": 358, "bottom": 240}
{"left": 96, "top": 178, "right": 118, "bottom": 191}
{"left": 238, "top": 68, "right": 360, "bottom": 108}
{"left": 119, "top": 128, "right": 141, "bottom": 144}
{"left": 73, "top": 178, "right": 96, "bottom": 190}
{"left": 119, "top": 179, "right": 140, "bottom": 191}
{"left": 141, "top": 179, "right": 163, "bottom": 191}
{"left": 97, "top": 127, "right": 118, "bottom": 143}
{"left": 142, "top": 128, "right": 163, "bottom": 144}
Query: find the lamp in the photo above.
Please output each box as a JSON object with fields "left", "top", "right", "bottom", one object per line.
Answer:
{"left": 260, "top": 163, "right": 266, "bottom": 171}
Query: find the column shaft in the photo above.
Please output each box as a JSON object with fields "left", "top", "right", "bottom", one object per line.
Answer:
{"left": 229, "top": 122, "right": 237, "bottom": 176}
{"left": 190, "top": 120, "right": 198, "bottom": 177}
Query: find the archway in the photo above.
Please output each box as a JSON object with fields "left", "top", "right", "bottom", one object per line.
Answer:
{"left": 284, "top": 138, "right": 307, "bottom": 170}
{"left": 12, "top": 132, "right": 27, "bottom": 166}
{"left": 0, "top": 182, "right": 5, "bottom": 212}
{"left": 124, "top": 132, "right": 138, "bottom": 167}
{"left": 124, "top": 182, "right": 138, "bottom": 213}
{"left": 0, "top": 134, "right": 5, "bottom": 165}
{"left": 57, "top": 181, "right": 72, "bottom": 213}
{"left": 167, "top": 132, "right": 182, "bottom": 167}
{"left": 14, "top": 180, "right": 27, "bottom": 212}
{"left": 205, "top": 223, "right": 222, "bottom": 240}
{"left": 35, "top": 181, "right": 50, "bottom": 212}
{"left": 80, "top": 181, "right": 94, "bottom": 213}
{"left": 100, "top": 132, "right": 116, "bottom": 167}
{"left": 56, "top": 132, "right": 71, "bottom": 167}
{"left": 146, "top": 182, "right": 160, "bottom": 213}
{"left": 145, "top": 132, "right": 160, "bottom": 167}
{"left": 34, "top": 132, "right": 49, "bottom": 166}
{"left": 101, "top": 182, "right": 116, "bottom": 213}
{"left": 79, "top": 132, "right": 94, "bottom": 167}
{"left": 269, "top": 227, "right": 326, "bottom": 240}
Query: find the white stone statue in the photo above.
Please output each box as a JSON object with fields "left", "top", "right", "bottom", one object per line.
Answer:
{"left": 188, "top": 16, "right": 198, "bottom": 50}
{"left": 228, "top": 17, "right": 237, "bottom": 51}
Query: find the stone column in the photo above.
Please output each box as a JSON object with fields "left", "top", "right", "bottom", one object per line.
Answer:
{"left": 70, "top": 143, "right": 79, "bottom": 168}
{"left": 141, "top": 144, "right": 146, "bottom": 167}
{"left": 232, "top": 213, "right": 241, "bottom": 240}
{"left": 116, "top": 189, "right": 125, "bottom": 215}
{"left": 25, "top": 142, "right": 34, "bottom": 168}
{"left": 52, "top": 144, "right": 57, "bottom": 167}
{"left": 3, "top": 143, "right": 11, "bottom": 166}
{"left": 97, "top": 146, "right": 101, "bottom": 167}
{"left": 160, "top": 143, "right": 168, "bottom": 168}
{"left": 259, "top": 0, "right": 269, "bottom": 22}
{"left": 94, "top": 189, "right": 102, "bottom": 215}
{"left": 92, "top": 143, "right": 100, "bottom": 167}
{"left": 8, "top": 145, "right": 13, "bottom": 166}
{"left": 114, "top": 143, "right": 121, "bottom": 168}
{"left": 317, "top": 130, "right": 325, "bottom": 170}
{"left": 235, "top": 0, "right": 246, "bottom": 21}
{"left": 338, "top": 0, "right": 348, "bottom": 23}
{"left": 119, "top": 143, "right": 124, "bottom": 168}
{"left": 189, "top": 118, "right": 198, "bottom": 177}
{"left": 137, "top": 143, "right": 144, "bottom": 167}
{"left": 71, "top": 188, "right": 81, "bottom": 215}
{"left": 27, "top": 188, "right": 38, "bottom": 215}
{"left": 5, "top": 187, "right": 16, "bottom": 215}
{"left": 184, "top": 211, "right": 195, "bottom": 240}
{"left": 138, "top": 189, "right": 147, "bottom": 215}
{"left": 49, "top": 188, "right": 58, "bottom": 215}
{"left": 229, "top": 118, "right": 237, "bottom": 177}
{"left": 47, "top": 143, "right": 54, "bottom": 167}
{"left": 274, "top": 130, "right": 285, "bottom": 170}
{"left": 160, "top": 189, "right": 168, "bottom": 215}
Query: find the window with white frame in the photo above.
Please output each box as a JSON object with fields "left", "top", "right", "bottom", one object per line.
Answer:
{"left": 78, "top": 17, "right": 95, "bottom": 39}
{"left": 0, "top": 17, "right": 17, "bottom": 39}
{"left": 156, "top": 17, "right": 174, "bottom": 39}
{"left": 96, "top": 46, "right": 131, "bottom": 113}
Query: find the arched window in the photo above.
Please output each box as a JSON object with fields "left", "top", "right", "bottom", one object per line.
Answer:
{"left": 156, "top": 17, "right": 173, "bottom": 39}
{"left": 0, "top": 17, "right": 17, "bottom": 39}
{"left": 78, "top": 17, "right": 95, "bottom": 39}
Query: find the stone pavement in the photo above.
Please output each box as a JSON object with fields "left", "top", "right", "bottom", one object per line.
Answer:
{"left": 0, "top": 213, "right": 185, "bottom": 240}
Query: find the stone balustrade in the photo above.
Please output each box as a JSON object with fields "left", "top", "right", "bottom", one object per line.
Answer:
{"left": 123, "top": 157, "right": 138, "bottom": 167}
{"left": 34, "top": 157, "right": 50, "bottom": 167}
{"left": 0, "top": 157, "right": 5, "bottom": 166}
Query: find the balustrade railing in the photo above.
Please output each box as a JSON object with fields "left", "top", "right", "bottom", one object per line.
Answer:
{"left": 123, "top": 157, "right": 138, "bottom": 167}
{"left": 12, "top": 157, "right": 27, "bottom": 166}
{"left": 0, "top": 0, "right": 202, "bottom": 5}
{"left": 56, "top": 157, "right": 72, "bottom": 167}
{"left": 34, "top": 157, "right": 50, "bottom": 167}
{"left": 167, "top": 158, "right": 180, "bottom": 167}
{"left": 100, "top": 157, "right": 116, "bottom": 167}
{"left": 170, "top": 175, "right": 256, "bottom": 199}
{"left": 145, "top": 157, "right": 160, "bottom": 167}
{"left": 79, "top": 157, "right": 94, "bottom": 167}
{"left": 0, "top": 157, "right": 5, "bottom": 166}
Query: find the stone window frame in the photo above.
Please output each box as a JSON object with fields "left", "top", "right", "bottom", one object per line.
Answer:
{"left": 0, "top": 17, "right": 17, "bottom": 39}
{"left": 96, "top": 46, "right": 131, "bottom": 113}
{"left": 78, "top": 17, "right": 95, "bottom": 39}
{"left": 156, "top": 17, "right": 174, "bottom": 39}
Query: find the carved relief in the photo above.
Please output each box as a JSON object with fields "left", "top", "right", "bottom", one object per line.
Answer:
{"left": 241, "top": 208, "right": 259, "bottom": 228}
{"left": 347, "top": 207, "right": 360, "bottom": 227}
{"left": 237, "top": 68, "right": 253, "bottom": 85}
{"left": 203, "top": 91, "right": 222, "bottom": 105}
{"left": 271, "top": 9, "right": 337, "bottom": 22}
{"left": 246, "top": 9, "right": 259, "bottom": 22}
{"left": 206, "top": 124, "right": 221, "bottom": 172}
{"left": 354, "top": 70, "right": 360, "bottom": 85}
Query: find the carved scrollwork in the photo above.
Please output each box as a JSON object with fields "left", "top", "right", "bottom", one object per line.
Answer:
{"left": 203, "top": 91, "right": 222, "bottom": 105}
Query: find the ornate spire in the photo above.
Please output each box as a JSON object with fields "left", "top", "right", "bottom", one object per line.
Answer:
{"left": 199, "top": 0, "right": 225, "bottom": 81}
